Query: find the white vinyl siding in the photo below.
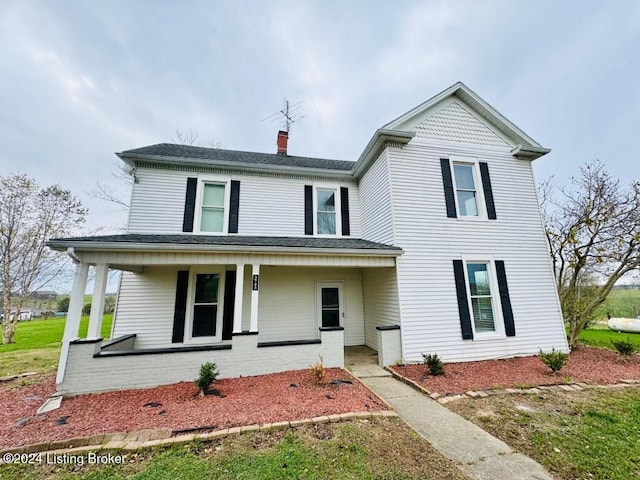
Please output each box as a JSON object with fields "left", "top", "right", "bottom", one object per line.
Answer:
{"left": 362, "top": 267, "right": 401, "bottom": 350}
{"left": 127, "top": 167, "right": 360, "bottom": 237}
{"left": 387, "top": 141, "right": 567, "bottom": 363}
{"left": 112, "top": 266, "right": 366, "bottom": 349}
{"left": 358, "top": 150, "right": 394, "bottom": 244}
{"left": 254, "top": 266, "right": 364, "bottom": 346}
{"left": 111, "top": 268, "right": 178, "bottom": 349}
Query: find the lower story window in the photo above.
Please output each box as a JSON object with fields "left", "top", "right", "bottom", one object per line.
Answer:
{"left": 192, "top": 273, "right": 220, "bottom": 338}
{"left": 466, "top": 263, "right": 495, "bottom": 333}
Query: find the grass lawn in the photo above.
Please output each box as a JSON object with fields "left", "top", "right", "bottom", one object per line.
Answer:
{"left": 449, "top": 386, "right": 640, "bottom": 480}
{"left": 578, "top": 327, "right": 640, "bottom": 350}
{"left": 0, "top": 418, "right": 470, "bottom": 480}
{"left": 594, "top": 288, "right": 640, "bottom": 319}
{"left": 0, "top": 314, "right": 113, "bottom": 376}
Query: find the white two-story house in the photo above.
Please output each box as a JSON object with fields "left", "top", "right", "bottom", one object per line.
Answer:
{"left": 48, "top": 82, "right": 569, "bottom": 395}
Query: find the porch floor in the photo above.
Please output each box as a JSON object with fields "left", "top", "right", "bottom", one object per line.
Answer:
{"left": 344, "top": 345, "right": 391, "bottom": 378}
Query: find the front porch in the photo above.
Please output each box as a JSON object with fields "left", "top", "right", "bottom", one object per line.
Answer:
{"left": 50, "top": 236, "right": 403, "bottom": 395}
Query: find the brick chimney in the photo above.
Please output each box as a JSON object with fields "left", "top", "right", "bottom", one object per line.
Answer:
{"left": 277, "top": 130, "right": 288, "bottom": 155}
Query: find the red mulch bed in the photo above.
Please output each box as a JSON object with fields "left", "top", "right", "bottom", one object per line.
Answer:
{"left": 0, "top": 368, "right": 385, "bottom": 450}
{"left": 392, "top": 347, "right": 640, "bottom": 396}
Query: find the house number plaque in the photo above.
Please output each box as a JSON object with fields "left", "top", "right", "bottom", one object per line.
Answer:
{"left": 252, "top": 274, "right": 259, "bottom": 291}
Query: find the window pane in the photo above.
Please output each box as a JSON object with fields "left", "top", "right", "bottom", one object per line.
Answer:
{"left": 195, "top": 274, "right": 219, "bottom": 303}
{"left": 317, "top": 212, "right": 336, "bottom": 234}
{"left": 317, "top": 189, "right": 336, "bottom": 212}
{"left": 454, "top": 164, "right": 475, "bottom": 190}
{"left": 457, "top": 191, "right": 478, "bottom": 217}
{"left": 467, "top": 264, "right": 491, "bottom": 296}
{"left": 202, "top": 184, "right": 225, "bottom": 207}
{"left": 322, "top": 309, "right": 340, "bottom": 328}
{"left": 472, "top": 297, "right": 495, "bottom": 332}
{"left": 192, "top": 305, "right": 217, "bottom": 337}
{"left": 322, "top": 288, "right": 339, "bottom": 308}
{"left": 200, "top": 208, "right": 224, "bottom": 232}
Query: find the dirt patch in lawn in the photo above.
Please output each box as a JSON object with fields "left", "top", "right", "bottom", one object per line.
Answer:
{"left": 391, "top": 347, "right": 640, "bottom": 395}
{"left": 0, "top": 368, "right": 387, "bottom": 450}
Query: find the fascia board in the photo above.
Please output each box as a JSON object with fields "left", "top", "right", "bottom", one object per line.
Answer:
{"left": 116, "top": 153, "right": 356, "bottom": 179}
{"left": 47, "top": 240, "right": 403, "bottom": 257}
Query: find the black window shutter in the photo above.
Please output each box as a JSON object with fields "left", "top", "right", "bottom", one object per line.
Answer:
{"left": 440, "top": 159, "right": 457, "bottom": 218}
{"left": 479, "top": 162, "right": 497, "bottom": 220}
{"left": 453, "top": 260, "right": 473, "bottom": 340}
{"left": 182, "top": 178, "right": 198, "bottom": 232}
{"left": 304, "top": 185, "right": 313, "bottom": 235}
{"left": 171, "top": 271, "right": 189, "bottom": 343}
{"left": 495, "top": 261, "right": 515, "bottom": 336}
{"left": 222, "top": 270, "right": 236, "bottom": 340}
{"left": 228, "top": 180, "right": 240, "bottom": 233}
{"left": 340, "top": 187, "right": 350, "bottom": 236}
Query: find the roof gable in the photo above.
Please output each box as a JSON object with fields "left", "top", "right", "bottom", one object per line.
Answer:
{"left": 413, "top": 99, "right": 510, "bottom": 148}
{"left": 383, "top": 82, "right": 547, "bottom": 151}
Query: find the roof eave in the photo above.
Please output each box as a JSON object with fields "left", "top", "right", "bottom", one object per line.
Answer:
{"left": 116, "top": 152, "right": 355, "bottom": 178}
{"left": 510, "top": 145, "right": 551, "bottom": 160}
{"left": 352, "top": 129, "right": 415, "bottom": 178}
{"left": 46, "top": 240, "right": 403, "bottom": 257}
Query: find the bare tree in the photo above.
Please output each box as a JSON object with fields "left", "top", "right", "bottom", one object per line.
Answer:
{"left": 540, "top": 161, "right": 640, "bottom": 348}
{"left": 173, "top": 129, "right": 221, "bottom": 149}
{"left": 0, "top": 173, "right": 86, "bottom": 344}
{"left": 88, "top": 161, "right": 134, "bottom": 210}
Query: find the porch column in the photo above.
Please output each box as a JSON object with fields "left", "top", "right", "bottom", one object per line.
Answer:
{"left": 57, "top": 262, "right": 89, "bottom": 385}
{"left": 250, "top": 264, "right": 260, "bottom": 332}
{"left": 233, "top": 263, "right": 245, "bottom": 333}
{"left": 64, "top": 262, "right": 89, "bottom": 341}
{"left": 87, "top": 264, "right": 109, "bottom": 339}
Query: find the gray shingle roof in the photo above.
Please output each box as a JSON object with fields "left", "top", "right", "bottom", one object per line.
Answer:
{"left": 48, "top": 234, "right": 401, "bottom": 252}
{"left": 119, "top": 143, "right": 355, "bottom": 172}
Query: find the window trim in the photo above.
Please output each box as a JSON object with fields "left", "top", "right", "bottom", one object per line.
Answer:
{"left": 450, "top": 157, "right": 487, "bottom": 220}
{"left": 461, "top": 257, "right": 504, "bottom": 339}
{"left": 184, "top": 268, "right": 226, "bottom": 344}
{"left": 193, "top": 175, "right": 232, "bottom": 235}
{"left": 312, "top": 183, "right": 342, "bottom": 236}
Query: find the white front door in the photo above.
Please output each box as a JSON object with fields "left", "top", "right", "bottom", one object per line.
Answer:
{"left": 316, "top": 282, "right": 344, "bottom": 329}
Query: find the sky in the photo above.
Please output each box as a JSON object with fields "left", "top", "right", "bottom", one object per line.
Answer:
{"left": 1, "top": 0, "right": 640, "bottom": 291}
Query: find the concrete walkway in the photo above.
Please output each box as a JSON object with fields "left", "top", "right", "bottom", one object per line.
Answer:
{"left": 350, "top": 356, "right": 552, "bottom": 480}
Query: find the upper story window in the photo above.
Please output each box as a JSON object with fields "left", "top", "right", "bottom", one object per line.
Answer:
{"left": 200, "top": 183, "right": 226, "bottom": 232}
{"left": 316, "top": 188, "right": 337, "bottom": 235}
{"left": 440, "top": 157, "right": 497, "bottom": 220}
{"left": 452, "top": 163, "right": 479, "bottom": 217}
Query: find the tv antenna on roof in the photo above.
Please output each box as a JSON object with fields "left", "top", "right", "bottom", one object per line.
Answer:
{"left": 262, "top": 98, "right": 304, "bottom": 132}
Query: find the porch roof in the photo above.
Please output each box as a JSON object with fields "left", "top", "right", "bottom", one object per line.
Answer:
{"left": 47, "top": 234, "right": 403, "bottom": 257}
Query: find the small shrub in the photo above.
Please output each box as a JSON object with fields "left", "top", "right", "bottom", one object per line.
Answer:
{"left": 195, "top": 362, "right": 219, "bottom": 396}
{"left": 539, "top": 348, "right": 569, "bottom": 374}
{"left": 422, "top": 353, "right": 445, "bottom": 376}
{"left": 310, "top": 356, "right": 327, "bottom": 384}
{"left": 611, "top": 338, "right": 637, "bottom": 357}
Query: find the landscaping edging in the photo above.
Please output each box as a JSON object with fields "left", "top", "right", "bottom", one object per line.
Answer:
{"left": 388, "top": 368, "right": 640, "bottom": 405}
{"left": 0, "top": 410, "right": 397, "bottom": 459}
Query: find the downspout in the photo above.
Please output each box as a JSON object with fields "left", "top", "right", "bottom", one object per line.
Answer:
{"left": 66, "top": 247, "right": 81, "bottom": 264}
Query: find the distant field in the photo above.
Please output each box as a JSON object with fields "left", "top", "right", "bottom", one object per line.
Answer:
{"left": 593, "top": 288, "right": 640, "bottom": 320}
{"left": 0, "top": 315, "right": 113, "bottom": 376}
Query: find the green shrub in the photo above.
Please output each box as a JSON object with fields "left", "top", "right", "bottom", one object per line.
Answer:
{"left": 539, "top": 348, "right": 569, "bottom": 373}
{"left": 611, "top": 338, "right": 637, "bottom": 357}
{"left": 195, "top": 362, "right": 219, "bottom": 396}
{"left": 422, "top": 353, "right": 445, "bottom": 376}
